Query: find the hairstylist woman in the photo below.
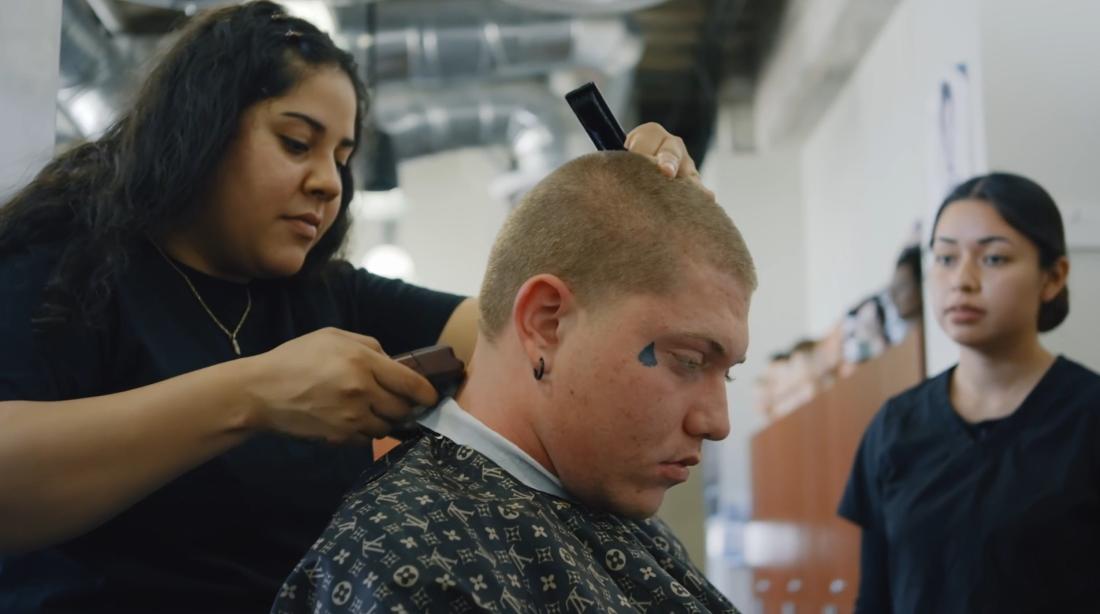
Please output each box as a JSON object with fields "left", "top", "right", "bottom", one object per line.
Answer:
{"left": 840, "top": 173, "right": 1100, "bottom": 614}
{"left": 0, "top": 2, "right": 702, "bottom": 610}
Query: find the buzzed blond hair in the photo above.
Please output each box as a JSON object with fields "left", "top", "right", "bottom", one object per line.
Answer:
{"left": 478, "top": 151, "right": 756, "bottom": 342}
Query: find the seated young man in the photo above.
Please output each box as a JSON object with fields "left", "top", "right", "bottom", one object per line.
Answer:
{"left": 272, "top": 152, "right": 755, "bottom": 614}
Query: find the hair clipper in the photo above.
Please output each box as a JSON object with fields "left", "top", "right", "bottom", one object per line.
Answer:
{"left": 389, "top": 344, "right": 465, "bottom": 438}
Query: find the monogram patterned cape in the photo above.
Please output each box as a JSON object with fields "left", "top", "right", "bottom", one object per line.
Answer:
{"left": 272, "top": 432, "right": 739, "bottom": 613}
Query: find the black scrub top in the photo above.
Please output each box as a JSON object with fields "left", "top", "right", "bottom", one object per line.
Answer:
{"left": 839, "top": 356, "right": 1100, "bottom": 614}
{"left": 0, "top": 240, "right": 465, "bottom": 613}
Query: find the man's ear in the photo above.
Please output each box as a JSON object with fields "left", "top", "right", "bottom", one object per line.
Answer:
{"left": 511, "top": 274, "right": 576, "bottom": 365}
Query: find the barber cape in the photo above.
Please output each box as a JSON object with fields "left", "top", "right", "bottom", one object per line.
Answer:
{"left": 272, "top": 399, "right": 739, "bottom": 614}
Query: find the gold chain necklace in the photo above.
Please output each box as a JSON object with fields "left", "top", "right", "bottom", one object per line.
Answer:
{"left": 154, "top": 245, "right": 252, "bottom": 356}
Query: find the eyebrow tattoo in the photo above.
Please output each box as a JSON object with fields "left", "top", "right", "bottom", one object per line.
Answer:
{"left": 281, "top": 111, "right": 355, "bottom": 149}
{"left": 638, "top": 342, "right": 658, "bottom": 367}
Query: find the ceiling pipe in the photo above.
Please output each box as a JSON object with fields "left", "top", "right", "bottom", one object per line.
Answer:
{"left": 57, "top": 0, "right": 136, "bottom": 141}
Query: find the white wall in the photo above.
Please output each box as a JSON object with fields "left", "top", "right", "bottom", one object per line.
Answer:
{"left": 753, "top": 0, "right": 901, "bottom": 148}
{"left": 393, "top": 149, "right": 509, "bottom": 297}
{"left": 707, "top": 144, "right": 809, "bottom": 475}
{"left": 977, "top": 0, "right": 1100, "bottom": 371}
{"left": 800, "top": 0, "right": 985, "bottom": 340}
{"left": 0, "top": 1, "right": 61, "bottom": 200}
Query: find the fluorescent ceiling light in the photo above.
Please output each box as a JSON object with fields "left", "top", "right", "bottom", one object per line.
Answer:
{"left": 363, "top": 244, "right": 416, "bottom": 281}
{"left": 281, "top": 0, "right": 336, "bottom": 36}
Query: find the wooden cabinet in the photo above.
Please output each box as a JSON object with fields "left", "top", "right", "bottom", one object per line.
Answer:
{"left": 750, "top": 327, "right": 924, "bottom": 613}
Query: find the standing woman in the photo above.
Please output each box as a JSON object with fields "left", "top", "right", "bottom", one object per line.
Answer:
{"left": 840, "top": 172, "right": 1100, "bottom": 613}
{"left": 0, "top": 2, "right": 699, "bottom": 611}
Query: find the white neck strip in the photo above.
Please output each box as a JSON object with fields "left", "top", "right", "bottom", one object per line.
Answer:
{"left": 417, "top": 398, "right": 571, "bottom": 501}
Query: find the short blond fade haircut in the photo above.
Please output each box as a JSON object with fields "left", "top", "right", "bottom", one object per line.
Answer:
{"left": 478, "top": 151, "right": 756, "bottom": 342}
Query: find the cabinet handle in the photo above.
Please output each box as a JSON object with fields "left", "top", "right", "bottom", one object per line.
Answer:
{"left": 755, "top": 579, "right": 771, "bottom": 593}
{"left": 787, "top": 578, "right": 803, "bottom": 593}
{"left": 829, "top": 579, "right": 846, "bottom": 594}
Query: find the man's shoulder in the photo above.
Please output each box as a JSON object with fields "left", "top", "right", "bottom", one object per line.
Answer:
{"left": 345, "top": 435, "right": 574, "bottom": 544}
{"left": 274, "top": 436, "right": 562, "bottom": 613}
{"left": 345, "top": 433, "right": 548, "bottom": 512}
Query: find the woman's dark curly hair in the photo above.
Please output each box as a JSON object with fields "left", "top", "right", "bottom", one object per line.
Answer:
{"left": 0, "top": 1, "right": 368, "bottom": 329}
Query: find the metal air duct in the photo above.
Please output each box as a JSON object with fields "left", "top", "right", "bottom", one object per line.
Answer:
{"left": 498, "top": 0, "right": 669, "bottom": 15}
{"left": 366, "top": 83, "right": 567, "bottom": 204}
{"left": 57, "top": 0, "right": 135, "bottom": 141}
{"left": 338, "top": 0, "right": 641, "bottom": 85}
{"left": 347, "top": 0, "right": 642, "bottom": 200}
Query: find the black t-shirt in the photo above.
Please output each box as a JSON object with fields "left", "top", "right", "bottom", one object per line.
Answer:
{"left": 839, "top": 356, "right": 1100, "bottom": 614}
{"left": 0, "top": 241, "right": 465, "bottom": 613}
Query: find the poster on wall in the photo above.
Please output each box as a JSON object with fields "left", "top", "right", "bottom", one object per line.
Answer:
{"left": 926, "top": 62, "right": 986, "bottom": 226}
{"left": 923, "top": 61, "right": 989, "bottom": 375}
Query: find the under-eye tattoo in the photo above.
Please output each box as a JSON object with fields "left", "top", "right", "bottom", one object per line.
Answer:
{"left": 638, "top": 342, "right": 658, "bottom": 367}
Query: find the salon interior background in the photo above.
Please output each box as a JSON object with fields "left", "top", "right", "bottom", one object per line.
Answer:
{"left": 3, "top": 0, "right": 1099, "bottom": 608}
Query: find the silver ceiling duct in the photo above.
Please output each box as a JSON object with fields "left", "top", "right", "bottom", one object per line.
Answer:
{"left": 339, "top": 0, "right": 641, "bottom": 85}
{"left": 121, "top": 0, "right": 663, "bottom": 13}
{"left": 374, "top": 85, "right": 565, "bottom": 161}
{"left": 369, "top": 84, "right": 567, "bottom": 202}
{"left": 351, "top": 0, "right": 641, "bottom": 200}
{"left": 57, "top": 0, "right": 135, "bottom": 141}
{"left": 109, "top": 0, "right": 279, "bottom": 8}
{"left": 498, "top": 0, "right": 668, "bottom": 15}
